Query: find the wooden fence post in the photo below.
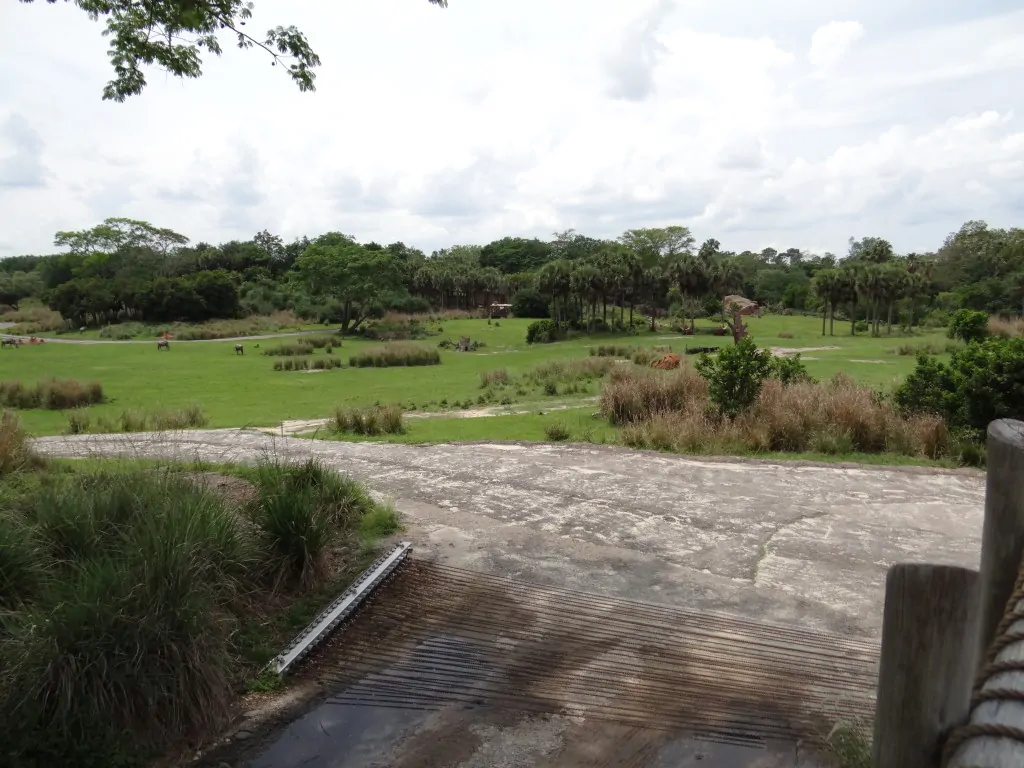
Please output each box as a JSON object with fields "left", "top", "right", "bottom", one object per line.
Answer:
{"left": 976, "top": 419, "right": 1024, "bottom": 670}
{"left": 872, "top": 564, "right": 979, "bottom": 768}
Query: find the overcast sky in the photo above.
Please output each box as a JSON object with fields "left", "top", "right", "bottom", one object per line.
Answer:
{"left": 1, "top": 0, "right": 1023, "bottom": 258}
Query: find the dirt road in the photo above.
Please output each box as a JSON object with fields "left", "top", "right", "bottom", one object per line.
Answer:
{"left": 33, "top": 430, "right": 985, "bottom": 639}
{"left": 32, "top": 431, "right": 987, "bottom": 766}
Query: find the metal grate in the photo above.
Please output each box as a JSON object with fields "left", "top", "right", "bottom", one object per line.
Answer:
{"left": 300, "top": 560, "right": 879, "bottom": 747}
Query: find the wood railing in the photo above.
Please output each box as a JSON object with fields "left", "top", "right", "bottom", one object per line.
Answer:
{"left": 873, "top": 419, "right": 1024, "bottom": 767}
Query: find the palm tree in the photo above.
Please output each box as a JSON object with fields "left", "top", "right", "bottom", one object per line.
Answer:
{"left": 669, "top": 254, "right": 706, "bottom": 331}
{"left": 880, "top": 263, "right": 910, "bottom": 335}
{"left": 857, "top": 264, "right": 886, "bottom": 337}
{"left": 710, "top": 259, "right": 744, "bottom": 323}
{"left": 837, "top": 267, "right": 859, "bottom": 335}
{"left": 536, "top": 260, "right": 572, "bottom": 329}
{"left": 811, "top": 270, "right": 835, "bottom": 336}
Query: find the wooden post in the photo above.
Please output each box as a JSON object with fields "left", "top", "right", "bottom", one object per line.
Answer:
{"left": 873, "top": 564, "right": 979, "bottom": 768}
{"left": 976, "top": 419, "right": 1024, "bottom": 670}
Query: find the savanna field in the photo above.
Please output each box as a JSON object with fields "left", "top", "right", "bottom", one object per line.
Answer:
{"left": 2, "top": 314, "right": 954, "bottom": 443}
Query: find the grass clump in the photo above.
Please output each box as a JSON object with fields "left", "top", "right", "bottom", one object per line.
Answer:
{"left": 0, "top": 378, "right": 104, "bottom": 410}
{"left": 0, "top": 456, "right": 396, "bottom": 766}
{"left": 63, "top": 406, "right": 209, "bottom": 434}
{"left": 349, "top": 343, "right": 441, "bottom": 368}
{"left": 310, "top": 357, "right": 343, "bottom": 370}
{"left": 246, "top": 458, "right": 375, "bottom": 588}
{"left": 330, "top": 404, "right": 406, "bottom": 435}
{"left": 1, "top": 411, "right": 44, "bottom": 479}
{"left": 480, "top": 368, "right": 511, "bottom": 387}
{"left": 544, "top": 421, "right": 571, "bottom": 441}
{"left": 263, "top": 340, "right": 314, "bottom": 357}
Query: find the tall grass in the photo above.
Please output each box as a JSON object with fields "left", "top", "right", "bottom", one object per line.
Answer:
{"left": 480, "top": 368, "right": 511, "bottom": 387}
{"left": 0, "top": 458, "right": 393, "bottom": 765}
{"left": 246, "top": 458, "right": 377, "bottom": 588}
{"left": 349, "top": 344, "right": 441, "bottom": 368}
{"left": 0, "top": 467, "right": 257, "bottom": 765}
{"left": 0, "top": 411, "right": 43, "bottom": 478}
{"left": 263, "top": 340, "right": 314, "bottom": 356}
{"left": 0, "top": 379, "right": 104, "bottom": 410}
{"left": 989, "top": 316, "right": 1024, "bottom": 338}
{"left": 1, "top": 305, "right": 65, "bottom": 333}
{"left": 63, "top": 405, "right": 209, "bottom": 434}
{"left": 330, "top": 404, "right": 405, "bottom": 435}
{"left": 609, "top": 368, "right": 957, "bottom": 460}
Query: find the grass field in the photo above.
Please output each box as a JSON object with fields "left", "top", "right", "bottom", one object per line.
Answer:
{"left": 1, "top": 315, "right": 950, "bottom": 437}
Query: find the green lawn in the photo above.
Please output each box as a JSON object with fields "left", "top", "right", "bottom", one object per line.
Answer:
{"left": 1, "top": 315, "right": 948, "bottom": 436}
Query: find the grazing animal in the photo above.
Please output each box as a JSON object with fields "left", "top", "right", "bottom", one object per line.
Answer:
{"left": 235, "top": 344, "right": 244, "bottom": 355}
{"left": 1, "top": 337, "right": 19, "bottom": 348}
{"left": 157, "top": 339, "right": 170, "bottom": 351}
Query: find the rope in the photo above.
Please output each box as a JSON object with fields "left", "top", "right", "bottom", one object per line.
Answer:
{"left": 943, "top": 553, "right": 1024, "bottom": 767}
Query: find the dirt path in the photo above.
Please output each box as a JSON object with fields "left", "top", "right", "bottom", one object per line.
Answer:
{"left": 0, "top": 329, "right": 328, "bottom": 344}
{"left": 32, "top": 430, "right": 984, "bottom": 639}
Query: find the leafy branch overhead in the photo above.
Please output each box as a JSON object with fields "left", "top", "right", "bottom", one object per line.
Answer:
{"left": 20, "top": 0, "right": 449, "bottom": 101}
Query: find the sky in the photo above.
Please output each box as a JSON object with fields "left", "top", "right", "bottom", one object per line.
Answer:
{"left": 1, "top": 0, "right": 1023, "bottom": 259}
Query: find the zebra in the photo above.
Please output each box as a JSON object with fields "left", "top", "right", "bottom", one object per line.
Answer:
{"left": 157, "top": 339, "right": 170, "bottom": 351}
{"left": 235, "top": 344, "right": 244, "bottom": 355}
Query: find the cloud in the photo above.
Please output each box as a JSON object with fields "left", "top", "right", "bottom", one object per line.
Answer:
{"left": 808, "top": 21, "right": 865, "bottom": 70}
{"left": 0, "top": 114, "right": 48, "bottom": 189}
{"left": 604, "top": 0, "right": 677, "bottom": 101}
{"left": 0, "top": 1, "right": 1023, "bottom": 258}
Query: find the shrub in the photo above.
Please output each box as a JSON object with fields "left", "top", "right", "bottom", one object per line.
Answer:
{"left": 63, "top": 406, "right": 209, "bottom": 434}
{"left": 0, "top": 378, "right": 105, "bottom": 410}
{"left": 771, "top": 354, "right": 813, "bottom": 384}
{"left": 777, "top": 331, "right": 794, "bottom": 339}
{"left": 895, "top": 337, "right": 1024, "bottom": 434}
{"left": 544, "top": 421, "right": 571, "bottom": 441}
{"left": 349, "top": 344, "right": 441, "bottom": 368}
{"left": 330, "top": 404, "right": 405, "bottom": 435}
{"left": 310, "top": 357, "right": 343, "bottom": 370}
{"left": 480, "top": 369, "right": 511, "bottom": 388}
{"left": 590, "top": 344, "right": 637, "bottom": 358}
{"left": 526, "top": 319, "right": 560, "bottom": 344}
{"left": 511, "top": 288, "right": 550, "bottom": 319}
{"left": 854, "top": 320, "right": 869, "bottom": 333}
{"left": 695, "top": 337, "right": 774, "bottom": 417}
{"left": 892, "top": 342, "right": 942, "bottom": 356}
{"left": 947, "top": 309, "right": 989, "bottom": 343}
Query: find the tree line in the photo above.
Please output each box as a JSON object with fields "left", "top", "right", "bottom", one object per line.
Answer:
{"left": 1, "top": 217, "right": 1022, "bottom": 335}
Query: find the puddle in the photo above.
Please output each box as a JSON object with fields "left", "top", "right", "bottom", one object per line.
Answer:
{"left": 251, "top": 634, "right": 495, "bottom": 767}
{"left": 249, "top": 703, "right": 431, "bottom": 768}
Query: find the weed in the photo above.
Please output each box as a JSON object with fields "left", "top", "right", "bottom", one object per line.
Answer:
{"left": 0, "top": 412, "right": 43, "bottom": 478}
{"left": 245, "top": 669, "right": 285, "bottom": 694}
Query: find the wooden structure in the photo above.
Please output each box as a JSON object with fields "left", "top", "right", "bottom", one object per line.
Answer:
{"left": 873, "top": 419, "right": 1024, "bottom": 766}
{"left": 489, "top": 303, "right": 512, "bottom": 319}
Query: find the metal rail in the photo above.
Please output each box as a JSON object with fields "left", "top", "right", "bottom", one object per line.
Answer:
{"left": 267, "top": 541, "right": 413, "bottom": 675}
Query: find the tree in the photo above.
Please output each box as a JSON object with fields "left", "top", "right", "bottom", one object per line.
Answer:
{"left": 21, "top": 0, "right": 448, "bottom": 101}
{"left": 480, "top": 237, "right": 552, "bottom": 274}
{"left": 294, "top": 241, "right": 399, "bottom": 335}
{"left": 811, "top": 270, "right": 839, "bottom": 336}
{"left": 619, "top": 227, "right": 695, "bottom": 266}
{"left": 54, "top": 218, "right": 189, "bottom": 257}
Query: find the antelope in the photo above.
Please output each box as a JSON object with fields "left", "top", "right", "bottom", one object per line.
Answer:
{"left": 235, "top": 344, "right": 244, "bottom": 355}
{"left": 1, "top": 337, "right": 19, "bottom": 348}
{"left": 157, "top": 339, "right": 170, "bottom": 351}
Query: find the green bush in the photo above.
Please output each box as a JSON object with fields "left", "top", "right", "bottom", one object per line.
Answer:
{"left": 511, "top": 288, "right": 550, "bottom": 319}
{"left": 947, "top": 309, "right": 989, "bottom": 343}
{"left": 262, "top": 341, "right": 314, "bottom": 356}
{"left": 771, "top": 354, "right": 813, "bottom": 384}
{"left": 695, "top": 337, "right": 774, "bottom": 417}
{"left": 544, "top": 421, "right": 570, "bottom": 441}
{"left": 526, "top": 319, "right": 559, "bottom": 344}
{"left": 895, "top": 337, "right": 1024, "bottom": 434}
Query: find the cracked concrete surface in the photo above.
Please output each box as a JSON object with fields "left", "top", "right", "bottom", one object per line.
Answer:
{"left": 32, "top": 429, "right": 986, "bottom": 639}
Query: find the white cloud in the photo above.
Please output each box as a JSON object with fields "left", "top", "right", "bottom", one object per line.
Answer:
{"left": 0, "top": 0, "right": 1022, "bottom": 258}
{"left": 808, "top": 21, "right": 865, "bottom": 70}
